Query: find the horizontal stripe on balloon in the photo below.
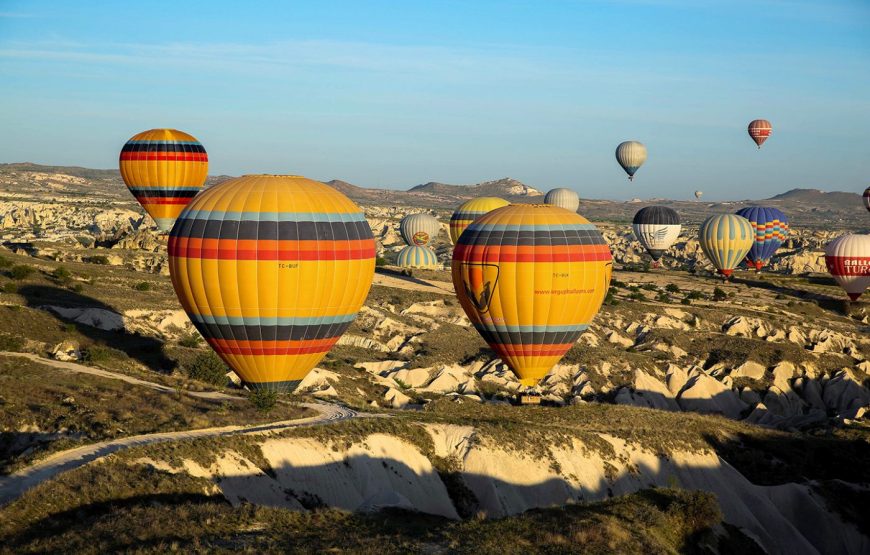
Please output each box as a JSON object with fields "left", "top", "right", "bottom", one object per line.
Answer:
{"left": 488, "top": 343, "right": 575, "bottom": 357}
{"left": 193, "top": 320, "right": 352, "bottom": 342}
{"left": 454, "top": 243, "right": 612, "bottom": 263}
{"left": 189, "top": 313, "right": 358, "bottom": 326}
{"left": 130, "top": 189, "right": 200, "bottom": 199}
{"left": 171, "top": 219, "right": 373, "bottom": 242}
{"left": 122, "top": 142, "right": 206, "bottom": 153}
{"left": 475, "top": 327, "right": 586, "bottom": 346}
{"left": 475, "top": 323, "right": 588, "bottom": 333}
{"left": 120, "top": 153, "right": 208, "bottom": 162}
{"left": 457, "top": 229, "right": 607, "bottom": 247}
{"left": 168, "top": 237, "right": 376, "bottom": 260}
{"left": 137, "top": 198, "right": 198, "bottom": 205}
{"left": 207, "top": 337, "right": 338, "bottom": 356}
{"left": 464, "top": 223, "right": 601, "bottom": 233}
{"left": 242, "top": 379, "right": 302, "bottom": 392}
{"left": 179, "top": 209, "right": 367, "bottom": 223}
{"left": 450, "top": 212, "right": 490, "bottom": 221}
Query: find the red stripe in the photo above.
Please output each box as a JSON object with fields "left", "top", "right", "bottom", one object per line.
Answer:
{"left": 120, "top": 153, "right": 208, "bottom": 162}
{"left": 137, "top": 198, "right": 195, "bottom": 205}
{"left": 493, "top": 344, "right": 574, "bottom": 357}
{"left": 169, "top": 237, "right": 375, "bottom": 261}
{"left": 207, "top": 337, "right": 337, "bottom": 356}
{"left": 455, "top": 244, "right": 612, "bottom": 263}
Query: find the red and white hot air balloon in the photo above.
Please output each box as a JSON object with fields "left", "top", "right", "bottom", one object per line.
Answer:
{"left": 748, "top": 119, "right": 772, "bottom": 149}
{"left": 825, "top": 235, "right": 870, "bottom": 301}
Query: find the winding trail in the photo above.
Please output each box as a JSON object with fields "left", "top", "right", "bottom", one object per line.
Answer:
{"left": 0, "top": 353, "right": 364, "bottom": 507}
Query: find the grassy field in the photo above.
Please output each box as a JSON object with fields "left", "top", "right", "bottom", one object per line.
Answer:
{"left": 0, "top": 456, "right": 755, "bottom": 554}
{"left": 0, "top": 356, "right": 312, "bottom": 474}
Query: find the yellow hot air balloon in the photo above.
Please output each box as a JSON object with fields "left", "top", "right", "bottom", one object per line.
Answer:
{"left": 453, "top": 204, "right": 612, "bottom": 387}
{"left": 168, "top": 175, "right": 376, "bottom": 392}
{"left": 698, "top": 214, "right": 754, "bottom": 279}
{"left": 449, "top": 197, "right": 510, "bottom": 244}
{"left": 119, "top": 128, "right": 208, "bottom": 233}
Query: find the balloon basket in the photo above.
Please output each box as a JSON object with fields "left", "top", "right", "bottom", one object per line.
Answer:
{"left": 514, "top": 392, "right": 542, "bottom": 406}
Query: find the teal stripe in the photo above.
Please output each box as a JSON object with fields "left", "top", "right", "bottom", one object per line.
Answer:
{"left": 465, "top": 223, "right": 599, "bottom": 232}
{"left": 181, "top": 210, "right": 367, "bottom": 222}
{"left": 188, "top": 313, "right": 357, "bottom": 326}
{"left": 475, "top": 323, "right": 589, "bottom": 333}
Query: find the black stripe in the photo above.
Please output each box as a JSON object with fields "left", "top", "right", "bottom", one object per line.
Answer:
{"left": 244, "top": 379, "right": 302, "bottom": 393}
{"left": 475, "top": 327, "right": 584, "bottom": 346}
{"left": 130, "top": 189, "right": 200, "bottom": 199}
{"left": 633, "top": 206, "right": 680, "bottom": 225}
{"left": 122, "top": 143, "right": 206, "bottom": 153}
{"left": 457, "top": 229, "right": 607, "bottom": 247}
{"left": 171, "top": 219, "right": 373, "bottom": 242}
{"left": 193, "top": 321, "right": 352, "bottom": 342}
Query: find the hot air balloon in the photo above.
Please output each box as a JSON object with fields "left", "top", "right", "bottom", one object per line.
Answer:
{"left": 748, "top": 120, "right": 772, "bottom": 149}
{"left": 863, "top": 186, "right": 870, "bottom": 213}
{"left": 120, "top": 129, "right": 208, "bottom": 233}
{"left": 734, "top": 206, "right": 789, "bottom": 271}
{"left": 694, "top": 191, "right": 703, "bottom": 200}
{"left": 544, "top": 188, "right": 580, "bottom": 213}
{"left": 396, "top": 245, "right": 439, "bottom": 269}
{"left": 449, "top": 197, "right": 510, "bottom": 244}
{"left": 453, "top": 204, "right": 612, "bottom": 387}
{"left": 168, "top": 175, "right": 376, "bottom": 392}
{"left": 632, "top": 206, "right": 681, "bottom": 265}
{"left": 615, "top": 141, "right": 647, "bottom": 181}
{"left": 698, "top": 214, "right": 754, "bottom": 279}
{"left": 825, "top": 235, "right": 870, "bottom": 301}
{"left": 399, "top": 213, "right": 440, "bottom": 246}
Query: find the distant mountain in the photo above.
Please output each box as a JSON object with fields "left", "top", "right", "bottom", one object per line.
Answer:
{"left": 767, "top": 188, "right": 861, "bottom": 209}
{"left": 409, "top": 177, "right": 543, "bottom": 199}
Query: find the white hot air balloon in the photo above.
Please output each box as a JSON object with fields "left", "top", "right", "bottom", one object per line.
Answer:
{"left": 615, "top": 141, "right": 647, "bottom": 181}
{"left": 632, "top": 206, "right": 681, "bottom": 265}
{"left": 544, "top": 188, "right": 580, "bottom": 212}
{"left": 825, "top": 234, "right": 870, "bottom": 300}
{"left": 694, "top": 191, "right": 703, "bottom": 200}
{"left": 399, "top": 213, "right": 440, "bottom": 246}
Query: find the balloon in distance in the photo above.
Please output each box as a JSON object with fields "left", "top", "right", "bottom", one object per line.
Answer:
{"left": 396, "top": 245, "right": 440, "bottom": 269}
{"left": 734, "top": 206, "right": 789, "bottom": 271}
{"left": 399, "top": 213, "right": 441, "bottom": 246}
{"left": 449, "top": 197, "right": 510, "bottom": 244}
{"left": 825, "top": 234, "right": 870, "bottom": 301}
{"left": 748, "top": 119, "right": 772, "bottom": 149}
{"left": 168, "top": 174, "right": 376, "bottom": 392}
{"left": 615, "top": 141, "right": 647, "bottom": 181}
{"left": 119, "top": 128, "right": 208, "bottom": 233}
{"left": 698, "top": 214, "right": 754, "bottom": 278}
{"left": 544, "top": 188, "right": 580, "bottom": 213}
{"left": 632, "top": 206, "right": 681, "bottom": 263}
{"left": 452, "top": 204, "right": 612, "bottom": 387}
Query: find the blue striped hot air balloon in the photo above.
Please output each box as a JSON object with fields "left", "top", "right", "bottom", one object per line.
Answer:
{"left": 396, "top": 245, "right": 440, "bottom": 269}
{"left": 698, "top": 214, "right": 754, "bottom": 279}
{"left": 734, "top": 206, "right": 789, "bottom": 271}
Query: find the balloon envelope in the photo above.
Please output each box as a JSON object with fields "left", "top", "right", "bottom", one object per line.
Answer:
{"left": 120, "top": 128, "right": 208, "bottom": 232}
{"left": 452, "top": 204, "right": 612, "bottom": 387}
{"left": 615, "top": 141, "right": 647, "bottom": 181}
{"left": 698, "top": 214, "right": 754, "bottom": 277}
{"left": 825, "top": 234, "right": 870, "bottom": 300}
{"left": 168, "top": 175, "right": 376, "bottom": 392}
{"left": 632, "top": 206, "right": 681, "bottom": 262}
{"left": 734, "top": 206, "right": 789, "bottom": 270}
{"left": 399, "top": 213, "right": 440, "bottom": 246}
{"left": 748, "top": 120, "right": 772, "bottom": 149}
{"left": 449, "top": 197, "right": 510, "bottom": 244}
{"left": 544, "top": 188, "right": 580, "bottom": 212}
{"left": 863, "top": 186, "right": 870, "bottom": 213}
{"left": 396, "top": 245, "right": 439, "bottom": 269}
{"left": 694, "top": 191, "right": 703, "bottom": 199}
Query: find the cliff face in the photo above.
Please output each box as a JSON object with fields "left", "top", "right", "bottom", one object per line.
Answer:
{"left": 137, "top": 425, "right": 868, "bottom": 555}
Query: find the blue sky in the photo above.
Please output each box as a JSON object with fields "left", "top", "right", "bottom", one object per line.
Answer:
{"left": 1, "top": 1, "right": 868, "bottom": 200}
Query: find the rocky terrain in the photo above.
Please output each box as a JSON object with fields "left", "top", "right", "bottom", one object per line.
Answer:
{"left": 0, "top": 163, "right": 869, "bottom": 552}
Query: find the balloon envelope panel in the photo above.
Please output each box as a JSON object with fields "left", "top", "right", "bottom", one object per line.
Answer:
{"left": 825, "top": 234, "right": 870, "bottom": 300}
{"left": 120, "top": 128, "right": 208, "bottom": 232}
{"left": 632, "top": 206, "right": 681, "bottom": 261}
{"left": 863, "top": 187, "right": 870, "bottom": 213}
{"left": 168, "top": 175, "right": 375, "bottom": 392}
{"left": 544, "top": 188, "right": 580, "bottom": 212}
{"left": 449, "top": 197, "right": 510, "bottom": 244}
{"left": 452, "top": 204, "right": 612, "bottom": 387}
{"left": 734, "top": 206, "right": 789, "bottom": 270}
{"left": 698, "top": 214, "right": 754, "bottom": 277}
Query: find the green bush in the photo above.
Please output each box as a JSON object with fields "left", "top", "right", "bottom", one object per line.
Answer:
{"left": 133, "top": 281, "right": 151, "bottom": 291}
{"left": 375, "top": 256, "right": 387, "bottom": 267}
{"left": 250, "top": 389, "right": 278, "bottom": 413}
{"left": 2, "top": 282, "right": 17, "bottom": 294}
{"left": 178, "top": 332, "right": 202, "bottom": 348}
{"left": 69, "top": 283, "right": 84, "bottom": 293}
{"left": 712, "top": 287, "right": 728, "bottom": 301}
{"left": 9, "top": 265, "right": 34, "bottom": 280}
{"left": 604, "top": 287, "right": 619, "bottom": 306}
{"left": 656, "top": 292, "right": 672, "bottom": 303}
{"left": 81, "top": 344, "right": 124, "bottom": 364}
{"left": 628, "top": 292, "right": 647, "bottom": 301}
{"left": 0, "top": 256, "right": 11, "bottom": 269}
{"left": 0, "top": 334, "right": 24, "bottom": 352}
{"left": 51, "top": 266, "right": 73, "bottom": 284}
{"left": 87, "top": 255, "right": 110, "bottom": 265}
{"left": 185, "top": 351, "right": 228, "bottom": 387}
{"left": 665, "top": 283, "right": 680, "bottom": 293}
{"left": 680, "top": 298, "right": 691, "bottom": 306}
{"left": 686, "top": 290, "right": 704, "bottom": 300}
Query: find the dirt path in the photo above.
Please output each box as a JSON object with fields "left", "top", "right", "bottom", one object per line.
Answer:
{"left": 0, "top": 352, "right": 370, "bottom": 507}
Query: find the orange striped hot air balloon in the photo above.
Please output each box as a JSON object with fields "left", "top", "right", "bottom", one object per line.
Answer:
{"left": 120, "top": 128, "right": 208, "bottom": 233}
{"left": 168, "top": 175, "right": 376, "bottom": 392}
{"left": 748, "top": 119, "right": 772, "bottom": 149}
{"left": 452, "top": 204, "right": 612, "bottom": 387}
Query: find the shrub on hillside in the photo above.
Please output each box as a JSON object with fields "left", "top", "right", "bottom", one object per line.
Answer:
{"left": 0, "top": 334, "right": 24, "bottom": 352}
{"left": 51, "top": 266, "right": 72, "bottom": 284}
{"left": 185, "top": 351, "right": 228, "bottom": 387}
{"left": 178, "top": 332, "right": 202, "bottom": 348}
{"left": 8, "top": 265, "right": 34, "bottom": 280}
{"left": 133, "top": 281, "right": 151, "bottom": 291}
{"left": 81, "top": 344, "right": 125, "bottom": 364}
{"left": 250, "top": 389, "right": 278, "bottom": 413}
